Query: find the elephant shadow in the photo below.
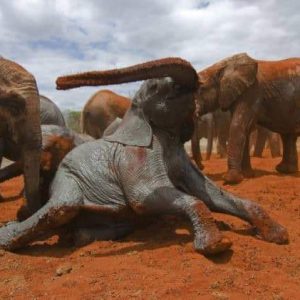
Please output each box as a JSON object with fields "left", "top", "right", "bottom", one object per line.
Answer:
{"left": 17, "top": 215, "right": 259, "bottom": 264}
{"left": 206, "top": 169, "right": 300, "bottom": 183}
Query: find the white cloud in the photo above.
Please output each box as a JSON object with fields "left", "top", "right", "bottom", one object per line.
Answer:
{"left": 0, "top": 0, "right": 299, "bottom": 110}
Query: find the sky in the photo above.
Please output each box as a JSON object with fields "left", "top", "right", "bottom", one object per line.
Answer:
{"left": 0, "top": 0, "right": 299, "bottom": 111}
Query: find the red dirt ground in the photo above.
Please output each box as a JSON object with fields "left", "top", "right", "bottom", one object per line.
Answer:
{"left": 0, "top": 152, "right": 299, "bottom": 299}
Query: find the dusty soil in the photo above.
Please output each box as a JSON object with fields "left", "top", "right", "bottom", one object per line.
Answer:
{"left": 0, "top": 152, "right": 299, "bottom": 300}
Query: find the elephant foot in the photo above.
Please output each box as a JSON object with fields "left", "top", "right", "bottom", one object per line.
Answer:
{"left": 242, "top": 168, "right": 255, "bottom": 178}
{"left": 194, "top": 233, "right": 232, "bottom": 255}
{"left": 254, "top": 220, "right": 289, "bottom": 245}
{"left": 246, "top": 204, "right": 289, "bottom": 245}
{"left": 223, "top": 169, "right": 244, "bottom": 184}
{"left": 276, "top": 162, "right": 298, "bottom": 174}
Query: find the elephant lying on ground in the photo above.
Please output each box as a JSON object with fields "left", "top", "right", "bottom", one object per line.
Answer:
{"left": 0, "top": 58, "right": 288, "bottom": 255}
{"left": 196, "top": 53, "right": 300, "bottom": 183}
{"left": 81, "top": 89, "right": 130, "bottom": 138}
{"left": 0, "top": 57, "right": 42, "bottom": 214}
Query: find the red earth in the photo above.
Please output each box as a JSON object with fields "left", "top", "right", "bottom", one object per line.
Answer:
{"left": 0, "top": 151, "right": 299, "bottom": 299}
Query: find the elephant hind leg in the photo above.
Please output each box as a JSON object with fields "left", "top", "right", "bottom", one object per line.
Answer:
{"left": 276, "top": 134, "right": 298, "bottom": 173}
{"left": 130, "top": 187, "right": 232, "bottom": 255}
{"left": 0, "top": 176, "right": 83, "bottom": 251}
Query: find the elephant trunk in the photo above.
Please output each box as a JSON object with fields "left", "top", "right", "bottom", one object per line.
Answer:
{"left": 56, "top": 58, "right": 198, "bottom": 91}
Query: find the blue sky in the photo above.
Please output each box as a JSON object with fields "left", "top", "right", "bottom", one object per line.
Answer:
{"left": 0, "top": 0, "right": 299, "bottom": 111}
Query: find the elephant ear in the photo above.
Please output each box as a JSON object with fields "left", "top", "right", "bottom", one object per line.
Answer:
{"left": 0, "top": 89, "right": 26, "bottom": 115}
{"left": 104, "top": 104, "right": 152, "bottom": 147}
{"left": 219, "top": 53, "right": 258, "bottom": 110}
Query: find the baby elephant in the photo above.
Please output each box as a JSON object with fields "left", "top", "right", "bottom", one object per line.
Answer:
{"left": 0, "top": 125, "right": 93, "bottom": 219}
{"left": 0, "top": 58, "right": 288, "bottom": 255}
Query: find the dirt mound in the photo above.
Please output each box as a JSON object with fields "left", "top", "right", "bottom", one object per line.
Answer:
{"left": 0, "top": 153, "right": 299, "bottom": 299}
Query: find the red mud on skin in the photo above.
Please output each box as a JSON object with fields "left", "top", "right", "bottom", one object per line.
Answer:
{"left": 0, "top": 151, "right": 299, "bottom": 299}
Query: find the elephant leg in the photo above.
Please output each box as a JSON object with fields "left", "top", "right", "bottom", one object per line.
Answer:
{"left": 253, "top": 127, "right": 268, "bottom": 157}
{"left": 0, "top": 175, "right": 83, "bottom": 251}
{"left": 217, "top": 136, "right": 227, "bottom": 158}
{"left": 241, "top": 135, "right": 255, "bottom": 178}
{"left": 276, "top": 134, "right": 298, "bottom": 173}
{"left": 224, "top": 101, "right": 257, "bottom": 184}
{"left": 181, "top": 161, "right": 289, "bottom": 245}
{"left": 191, "top": 128, "right": 204, "bottom": 170}
{"left": 0, "top": 161, "right": 23, "bottom": 183}
{"left": 268, "top": 133, "right": 281, "bottom": 158}
{"left": 0, "top": 138, "right": 5, "bottom": 200}
{"left": 130, "top": 187, "right": 232, "bottom": 255}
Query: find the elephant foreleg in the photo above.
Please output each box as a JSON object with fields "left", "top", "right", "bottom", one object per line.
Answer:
{"left": 224, "top": 99, "right": 257, "bottom": 184}
{"left": 241, "top": 135, "right": 255, "bottom": 178}
{"left": 130, "top": 187, "right": 232, "bottom": 255}
{"left": 276, "top": 134, "right": 298, "bottom": 173}
{"left": 180, "top": 161, "right": 289, "bottom": 245}
{"left": 0, "top": 161, "right": 23, "bottom": 183}
{"left": 0, "top": 175, "right": 83, "bottom": 251}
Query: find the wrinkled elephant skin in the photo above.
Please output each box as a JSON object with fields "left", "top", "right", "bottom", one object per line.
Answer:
{"left": 0, "top": 58, "right": 288, "bottom": 256}
{"left": 196, "top": 53, "right": 300, "bottom": 183}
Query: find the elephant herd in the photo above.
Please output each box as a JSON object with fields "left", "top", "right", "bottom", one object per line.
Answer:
{"left": 0, "top": 53, "right": 298, "bottom": 255}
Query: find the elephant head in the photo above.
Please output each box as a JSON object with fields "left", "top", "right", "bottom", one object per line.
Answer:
{"left": 57, "top": 58, "right": 199, "bottom": 144}
{"left": 196, "top": 53, "right": 258, "bottom": 115}
{"left": 0, "top": 57, "right": 42, "bottom": 215}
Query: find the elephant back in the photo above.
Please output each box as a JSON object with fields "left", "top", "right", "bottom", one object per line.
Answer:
{"left": 40, "top": 95, "right": 66, "bottom": 126}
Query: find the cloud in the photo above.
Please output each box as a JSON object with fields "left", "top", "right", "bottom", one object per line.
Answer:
{"left": 0, "top": 0, "right": 299, "bottom": 110}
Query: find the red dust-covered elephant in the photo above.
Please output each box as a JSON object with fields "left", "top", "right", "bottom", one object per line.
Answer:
{"left": 0, "top": 57, "right": 42, "bottom": 214}
{"left": 196, "top": 53, "right": 300, "bottom": 183}
{"left": 81, "top": 89, "right": 131, "bottom": 138}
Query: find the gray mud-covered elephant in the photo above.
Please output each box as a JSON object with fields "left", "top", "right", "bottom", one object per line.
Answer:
{"left": 40, "top": 95, "right": 66, "bottom": 126}
{"left": 196, "top": 53, "right": 300, "bottom": 183}
{"left": 0, "top": 57, "right": 42, "bottom": 214}
{"left": 0, "top": 58, "right": 288, "bottom": 255}
{"left": 81, "top": 89, "right": 130, "bottom": 138}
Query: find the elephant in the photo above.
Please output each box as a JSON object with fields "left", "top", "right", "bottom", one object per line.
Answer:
{"left": 0, "top": 94, "right": 66, "bottom": 202}
{"left": 196, "top": 53, "right": 300, "bottom": 183}
{"left": 0, "top": 57, "right": 288, "bottom": 255}
{"left": 191, "top": 112, "right": 214, "bottom": 169}
{"left": 192, "top": 109, "right": 231, "bottom": 169}
{"left": 40, "top": 95, "right": 66, "bottom": 126}
{"left": 0, "top": 125, "right": 93, "bottom": 219}
{"left": 0, "top": 57, "right": 42, "bottom": 214}
{"left": 252, "top": 126, "right": 281, "bottom": 158}
{"left": 81, "top": 89, "right": 131, "bottom": 138}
